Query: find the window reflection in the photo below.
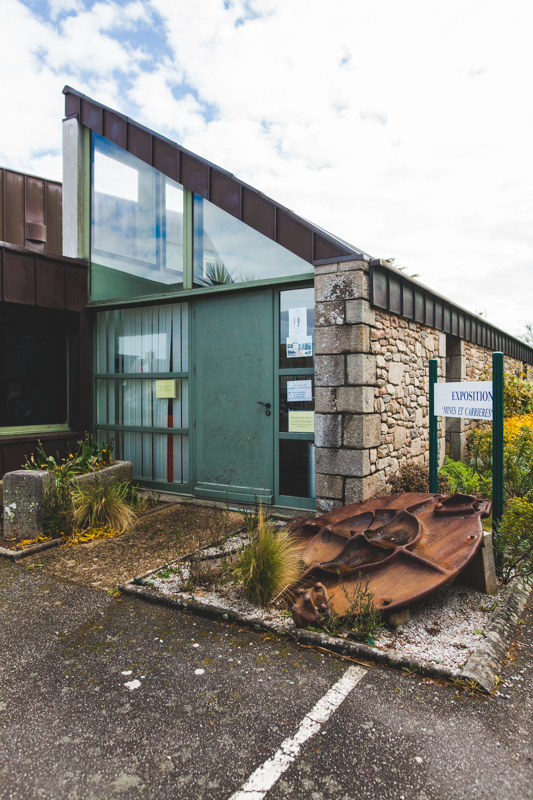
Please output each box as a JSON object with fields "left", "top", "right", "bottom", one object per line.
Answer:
{"left": 193, "top": 195, "right": 311, "bottom": 286}
{"left": 91, "top": 135, "right": 184, "bottom": 300}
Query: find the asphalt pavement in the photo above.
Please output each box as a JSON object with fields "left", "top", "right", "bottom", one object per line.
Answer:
{"left": 0, "top": 558, "right": 531, "bottom": 800}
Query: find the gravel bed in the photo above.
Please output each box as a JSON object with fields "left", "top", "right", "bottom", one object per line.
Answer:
{"left": 146, "top": 554, "right": 506, "bottom": 670}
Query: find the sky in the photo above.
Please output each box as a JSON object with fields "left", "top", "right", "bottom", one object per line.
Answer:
{"left": 1, "top": 0, "right": 532, "bottom": 338}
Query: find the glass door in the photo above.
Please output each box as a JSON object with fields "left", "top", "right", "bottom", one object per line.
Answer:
{"left": 275, "top": 286, "right": 316, "bottom": 510}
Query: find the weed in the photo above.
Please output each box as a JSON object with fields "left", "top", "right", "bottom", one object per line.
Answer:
{"left": 236, "top": 505, "right": 302, "bottom": 607}
{"left": 24, "top": 433, "right": 115, "bottom": 476}
{"left": 241, "top": 498, "right": 261, "bottom": 533}
{"left": 71, "top": 479, "right": 135, "bottom": 533}
{"left": 42, "top": 470, "right": 75, "bottom": 538}
{"left": 402, "top": 664, "right": 417, "bottom": 677}
{"left": 322, "top": 575, "right": 384, "bottom": 644}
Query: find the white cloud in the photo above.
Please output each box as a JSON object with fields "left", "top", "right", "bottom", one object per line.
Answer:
{"left": 1, "top": 0, "right": 532, "bottom": 337}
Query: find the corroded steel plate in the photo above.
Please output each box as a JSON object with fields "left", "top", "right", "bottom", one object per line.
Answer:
{"left": 287, "top": 493, "right": 491, "bottom": 627}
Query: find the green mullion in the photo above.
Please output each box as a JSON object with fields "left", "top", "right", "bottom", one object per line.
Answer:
{"left": 95, "top": 424, "right": 188, "bottom": 435}
{"left": 86, "top": 272, "right": 316, "bottom": 309}
{"left": 278, "top": 368, "right": 315, "bottom": 376}
{"left": 273, "top": 290, "right": 281, "bottom": 506}
{"left": 183, "top": 189, "right": 193, "bottom": 290}
{"left": 94, "top": 372, "right": 188, "bottom": 380}
{"left": 278, "top": 432, "right": 315, "bottom": 440}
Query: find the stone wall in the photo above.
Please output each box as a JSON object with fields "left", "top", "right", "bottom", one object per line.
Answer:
{"left": 313, "top": 258, "right": 532, "bottom": 512}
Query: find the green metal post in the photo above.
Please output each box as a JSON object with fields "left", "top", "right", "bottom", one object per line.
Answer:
{"left": 429, "top": 358, "right": 438, "bottom": 493}
{"left": 492, "top": 351, "right": 504, "bottom": 530}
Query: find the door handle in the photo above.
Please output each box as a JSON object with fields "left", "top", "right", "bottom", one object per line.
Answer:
{"left": 257, "top": 401, "right": 271, "bottom": 416}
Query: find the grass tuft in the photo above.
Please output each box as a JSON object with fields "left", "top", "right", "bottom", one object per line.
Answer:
{"left": 236, "top": 506, "right": 302, "bottom": 606}
{"left": 71, "top": 480, "right": 136, "bottom": 533}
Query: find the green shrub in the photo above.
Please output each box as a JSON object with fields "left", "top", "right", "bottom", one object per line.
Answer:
{"left": 236, "top": 508, "right": 302, "bottom": 606}
{"left": 494, "top": 497, "right": 533, "bottom": 585}
{"left": 42, "top": 471, "right": 74, "bottom": 538}
{"left": 71, "top": 480, "right": 136, "bottom": 533}
{"left": 387, "top": 462, "right": 450, "bottom": 494}
{"left": 440, "top": 457, "right": 488, "bottom": 497}
{"left": 469, "top": 425, "right": 533, "bottom": 501}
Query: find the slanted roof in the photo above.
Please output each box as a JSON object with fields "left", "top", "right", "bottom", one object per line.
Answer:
{"left": 63, "top": 86, "right": 367, "bottom": 267}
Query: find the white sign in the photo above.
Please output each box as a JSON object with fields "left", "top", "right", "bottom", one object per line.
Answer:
{"left": 288, "top": 307, "right": 307, "bottom": 338}
{"left": 433, "top": 381, "right": 493, "bottom": 420}
{"left": 287, "top": 380, "right": 313, "bottom": 402}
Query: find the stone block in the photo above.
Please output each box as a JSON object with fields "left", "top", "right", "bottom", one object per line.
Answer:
{"left": 316, "top": 498, "right": 344, "bottom": 513}
{"left": 335, "top": 386, "right": 375, "bottom": 414}
{"left": 388, "top": 362, "right": 404, "bottom": 385}
{"left": 315, "top": 414, "right": 342, "bottom": 448}
{"left": 315, "top": 473, "right": 344, "bottom": 499}
{"left": 410, "top": 437, "right": 421, "bottom": 456}
{"left": 315, "top": 387, "right": 337, "bottom": 413}
{"left": 394, "top": 426, "right": 408, "bottom": 450}
{"left": 315, "top": 271, "right": 368, "bottom": 303}
{"left": 460, "top": 531, "right": 497, "bottom": 595}
{"left": 346, "top": 353, "right": 376, "bottom": 386}
{"left": 345, "top": 299, "right": 375, "bottom": 326}
{"left": 315, "top": 448, "right": 370, "bottom": 477}
{"left": 74, "top": 461, "right": 133, "bottom": 489}
{"left": 345, "top": 470, "right": 387, "bottom": 504}
{"left": 3, "top": 470, "right": 53, "bottom": 539}
{"left": 338, "top": 257, "right": 370, "bottom": 272}
{"left": 315, "top": 325, "right": 369, "bottom": 355}
{"left": 315, "top": 301, "right": 345, "bottom": 327}
{"left": 314, "top": 262, "right": 339, "bottom": 275}
{"left": 0, "top": 481, "right": 2, "bottom": 508}
{"left": 343, "top": 414, "right": 381, "bottom": 449}
{"left": 315, "top": 355, "right": 345, "bottom": 387}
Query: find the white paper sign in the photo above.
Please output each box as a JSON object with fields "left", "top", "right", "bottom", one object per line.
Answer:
{"left": 287, "top": 380, "right": 313, "bottom": 402}
{"left": 286, "top": 336, "right": 313, "bottom": 358}
{"left": 433, "top": 381, "right": 493, "bottom": 419}
{"left": 288, "top": 307, "right": 307, "bottom": 338}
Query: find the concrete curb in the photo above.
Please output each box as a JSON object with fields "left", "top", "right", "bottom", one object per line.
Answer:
{"left": 461, "top": 579, "right": 531, "bottom": 692}
{"left": 0, "top": 538, "right": 62, "bottom": 561}
{"left": 119, "top": 573, "right": 530, "bottom": 691}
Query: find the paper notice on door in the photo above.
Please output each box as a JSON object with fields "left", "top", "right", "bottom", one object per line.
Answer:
{"left": 288, "top": 307, "right": 307, "bottom": 339}
{"left": 287, "top": 380, "right": 313, "bottom": 402}
{"left": 286, "top": 336, "right": 313, "bottom": 358}
{"left": 155, "top": 379, "right": 176, "bottom": 399}
{"left": 288, "top": 410, "right": 315, "bottom": 433}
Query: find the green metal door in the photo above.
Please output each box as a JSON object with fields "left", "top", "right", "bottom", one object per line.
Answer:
{"left": 193, "top": 289, "right": 274, "bottom": 503}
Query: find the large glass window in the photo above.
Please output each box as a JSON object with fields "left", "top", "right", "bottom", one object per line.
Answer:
{"left": 95, "top": 303, "right": 189, "bottom": 486}
{"left": 193, "top": 195, "right": 311, "bottom": 286}
{"left": 0, "top": 305, "right": 68, "bottom": 433}
{"left": 91, "top": 135, "right": 184, "bottom": 301}
{"left": 277, "top": 287, "right": 315, "bottom": 501}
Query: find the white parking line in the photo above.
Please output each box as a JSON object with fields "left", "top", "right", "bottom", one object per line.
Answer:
{"left": 228, "top": 665, "right": 366, "bottom": 800}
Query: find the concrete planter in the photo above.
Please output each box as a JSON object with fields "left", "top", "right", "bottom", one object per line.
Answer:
{"left": 2, "top": 461, "right": 133, "bottom": 543}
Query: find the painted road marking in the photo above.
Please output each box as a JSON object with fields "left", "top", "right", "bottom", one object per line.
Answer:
{"left": 228, "top": 665, "right": 366, "bottom": 799}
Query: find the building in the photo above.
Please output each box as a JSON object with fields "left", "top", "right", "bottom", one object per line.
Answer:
{"left": 1, "top": 86, "right": 532, "bottom": 513}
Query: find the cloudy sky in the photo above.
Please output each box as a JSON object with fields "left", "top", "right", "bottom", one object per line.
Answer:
{"left": 1, "top": 0, "right": 532, "bottom": 338}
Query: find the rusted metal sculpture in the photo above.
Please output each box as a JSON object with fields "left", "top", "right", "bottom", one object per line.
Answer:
{"left": 287, "top": 492, "right": 491, "bottom": 629}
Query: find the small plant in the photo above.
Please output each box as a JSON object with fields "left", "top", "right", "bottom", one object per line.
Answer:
{"left": 322, "top": 575, "right": 383, "bottom": 644}
{"left": 24, "top": 433, "right": 115, "bottom": 476}
{"left": 388, "top": 462, "right": 450, "bottom": 494}
{"left": 242, "top": 499, "right": 261, "bottom": 534}
{"left": 71, "top": 479, "right": 136, "bottom": 533}
{"left": 236, "top": 507, "right": 302, "bottom": 606}
{"left": 42, "top": 470, "right": 75, "bottom": 538}
{"left": 440, "top": 457, "right": 487, "bottom": 497}
{"left": 493, "top": 496, "right": 533, "bottom": 585}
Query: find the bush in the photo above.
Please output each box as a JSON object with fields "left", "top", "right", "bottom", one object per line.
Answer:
{"left": 440, "top": 457, "right": 487, "bottom": 497}
{"left": 387, "top": 462, "right": 450, "bottom": 494}
{"left": 236, "top": 508, "right": 302, "bottom": 606}
{"left": 494, "top": 497, "right": 533, "bottom": 585}
{"left": 42, "top": 471, "right": 75, "bottom": 538}
{"left": 469, "top": 425, "right": 533, "bottom": 501}
{"left": 71, "top": 480, "right": 136, "bottom": 533}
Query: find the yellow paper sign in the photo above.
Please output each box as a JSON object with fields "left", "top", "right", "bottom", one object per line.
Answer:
{"left": 288, "top": 411, "right": 315, "bottom": 433}
{"left": 155, "top": 379, "right": 176, "bottom": 399}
